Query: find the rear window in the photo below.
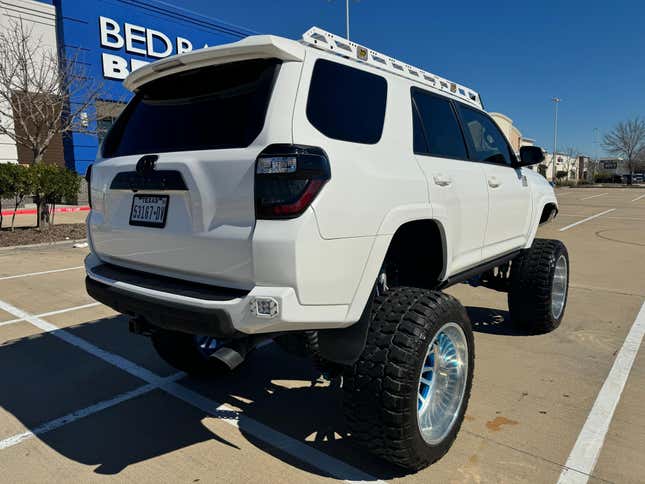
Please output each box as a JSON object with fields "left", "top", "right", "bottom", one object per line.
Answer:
{"left": 412, "top": 88, "right": 468, "bottom": 159}
{"left": 102, "top": 58, "right": 281, "bottom": 157}
{"left": 306, "top": 59, "right": 387, "bottom": 144}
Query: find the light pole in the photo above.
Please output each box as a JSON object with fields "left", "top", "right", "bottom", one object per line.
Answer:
{"left": 551, "top": 97, "right": 561, "bottom": 183}
{"left": 346, "top": 0, "right": 350, "bottom": 39}
{"left": 593, "top": 127, "right": 599, "bottom": 181}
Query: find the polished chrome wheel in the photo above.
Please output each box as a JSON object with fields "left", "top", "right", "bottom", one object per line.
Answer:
{"left": 417, "top": 322, "right": 468, "bottom": 445}
{"left": 195, "top": 336, "right": 219, "bottom": 357}
{"left": 551, "top": 254, "right": 568, "bottom": 320}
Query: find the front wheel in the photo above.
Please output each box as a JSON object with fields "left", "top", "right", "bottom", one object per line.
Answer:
{"left": 508, "top": 238, "right": 569, "bottom": 333}
{"left": 343, "top": 287, "right": 474, "bottom": 470}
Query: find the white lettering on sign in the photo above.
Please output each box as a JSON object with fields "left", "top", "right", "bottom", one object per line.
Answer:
{"left": 101, "top": 53, "right": 128, "bottom": 80}
{"left": 124, "top": 23, "right": 147, "bottom": 55}
{"left": 99, "top": 16, "right": 124, "bottom": 49}
{"left": 98, "top": 16, "right": 197, "bottom": 80}
{"left": 176, "top": 37, "right": 192, "bottom": 54}
{"left": 147, "top": 29, "right": 173, "bottom": 58}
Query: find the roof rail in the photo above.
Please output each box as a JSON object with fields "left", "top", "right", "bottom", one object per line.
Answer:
{"left": 301, "top": 26, "right": 482, "bottom": 109}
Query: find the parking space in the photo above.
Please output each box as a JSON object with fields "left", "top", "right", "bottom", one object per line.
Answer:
{"left": 0, "top": 188, "right": 643, "bottom": 483}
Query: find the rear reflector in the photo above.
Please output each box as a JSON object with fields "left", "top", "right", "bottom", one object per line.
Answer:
{"left": 255, "top": 144, "right": 330, "bottom": 219}
{"left": 85, "top": 164, "right": 93, "bottom": 208}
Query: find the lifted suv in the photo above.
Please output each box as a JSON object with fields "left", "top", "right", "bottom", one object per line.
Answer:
{"left": 85, "top": 27, "right": 569, "bottom": 470}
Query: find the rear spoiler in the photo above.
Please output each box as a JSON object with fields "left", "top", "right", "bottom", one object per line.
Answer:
{"left": 124, "top": 35, "right": 305, "bottom": 92}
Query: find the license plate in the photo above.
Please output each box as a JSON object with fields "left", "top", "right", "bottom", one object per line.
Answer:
{"left": 129, "top": 195, "right": 169, "bottom": 228}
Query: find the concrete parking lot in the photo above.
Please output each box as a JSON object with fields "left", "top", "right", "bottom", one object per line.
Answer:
{"left": 0, "top": 187, "right": 643, "bottom": 483}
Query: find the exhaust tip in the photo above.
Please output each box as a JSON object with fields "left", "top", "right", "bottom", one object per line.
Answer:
{"left": 210, "top": 346, "right": 246, "bottom": 370}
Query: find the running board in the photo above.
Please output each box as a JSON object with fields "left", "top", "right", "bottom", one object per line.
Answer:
{"left": 439, "top": 250, "right": 520, "bottom": 289}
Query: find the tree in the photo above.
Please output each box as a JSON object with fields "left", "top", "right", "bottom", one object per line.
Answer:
{"left": 562, "top": 147, "right": 580, "bottom": 181}
{"left": 0, "top": 19, "right": 105, "bottom": 227}
{"left": 0, "top": 163, "right": 34, "bottom": 231}
{"left": 602, "top": 118, "right": 645, "bottom": 182}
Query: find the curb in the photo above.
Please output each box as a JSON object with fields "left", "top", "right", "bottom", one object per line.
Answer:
{"left": 0, "top": 238, "right": 88, "bottom": 252}
{"left": 0, "top": 206, "right": 90, "bottom": 217}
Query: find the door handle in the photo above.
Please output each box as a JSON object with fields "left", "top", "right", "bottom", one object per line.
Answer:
{"left": 433, "top": 174, "right": 452, "bottom": 187}
{"left": 488, "top": 176, "right": 501, "bottom": 188}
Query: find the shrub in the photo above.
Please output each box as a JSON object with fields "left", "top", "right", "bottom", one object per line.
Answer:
{"left": 31, "top": 164, "right": 81, "bottom": 227}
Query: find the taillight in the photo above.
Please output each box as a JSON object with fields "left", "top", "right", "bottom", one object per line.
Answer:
{"left": 85, "top": 164, "right": 93, "bottom": 208}
{"left": 255, "top": 144, "right": 330, "bottom": 219}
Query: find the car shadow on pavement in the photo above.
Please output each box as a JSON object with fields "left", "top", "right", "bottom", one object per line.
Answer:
{"left": 467, "top": 306, "right": 532, "bottom": 336}
{"left": 0, "top": 315, "right": 407, "bottom": 480}
{"left": 0, "top": 320, "right": 241, "bottom": 475}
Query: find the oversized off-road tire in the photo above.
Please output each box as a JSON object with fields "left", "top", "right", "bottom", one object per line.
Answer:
{"left": 343, "top": 287, "right": 474, "bottom": 470}
{"left": 151, "top": 329, "right": 230, "bottom": 376}
{"left": 508, "top": 238, "right": 569, "bottom": 333}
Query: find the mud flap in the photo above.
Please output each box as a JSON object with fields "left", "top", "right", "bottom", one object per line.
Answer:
{"left": 317, "top": 291, "right": 373, "bottom": 366}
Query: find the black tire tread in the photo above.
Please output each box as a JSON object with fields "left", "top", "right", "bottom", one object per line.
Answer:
{"left": 343, "top": 287, "right": 474, "bottom": 470}
{"left": 508, "top": 238, "right": 569, "bottom": 333}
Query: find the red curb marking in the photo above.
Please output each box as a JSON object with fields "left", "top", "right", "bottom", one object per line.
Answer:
{"left": 1, "top": 206, "right": 90, "bottom": 217}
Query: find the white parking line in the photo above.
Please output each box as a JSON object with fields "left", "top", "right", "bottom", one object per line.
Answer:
{"left": 0, "top": 302, "right": 101, "bottom": 328}
{"left": 0, "top": 266, "right": 83, "bottom": 281}
{"left": 0, "top": 298, "right": 384, "bottom": 484}
{"left": 559, "top": 209, "right": 616, "bottom": 232}
{"left": 580, "top": 193, "right": 608, "bottom": 201}
{"left": 557, "top": 302, "right": 645, "bottom": 484}
{"left": 631, "top": 193, "right": 645, "bottom": 202}
{"left": 558, "top": 214, "right": 645, "bottom": 222}
{"left": 0, "top": 373, "right": 185, "bottom": 450}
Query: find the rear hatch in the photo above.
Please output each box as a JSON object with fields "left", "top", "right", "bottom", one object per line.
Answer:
{"left": 89, "top": 38, "right": 304, "bottom": 289}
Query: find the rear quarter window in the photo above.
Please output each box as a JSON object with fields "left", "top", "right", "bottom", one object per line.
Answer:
{"left": 306, "top": 59, "right": 387, "bottom": 144}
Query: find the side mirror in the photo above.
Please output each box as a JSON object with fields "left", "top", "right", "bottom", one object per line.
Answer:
{"left": 518, "top": 146, "right": 545, "bottom": 166}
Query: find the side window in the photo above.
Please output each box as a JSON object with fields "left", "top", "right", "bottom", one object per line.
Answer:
{"left": 306, "top": 59, "right": 387, "bottom": 144}
{"left": 456, "top": 105, "right": 513, "bottom": 165}
{"left": 411, "top": 89, "right": 468, "bottom": 159}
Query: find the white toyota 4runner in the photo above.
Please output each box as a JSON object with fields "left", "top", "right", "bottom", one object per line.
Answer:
{"left": 85, "top": 27, "right": 569, "bottom": 470}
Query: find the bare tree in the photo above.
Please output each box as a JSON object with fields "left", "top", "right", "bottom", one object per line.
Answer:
{"left": 562, "top": 147, "right": 580, "bottom": 180}
{"left": 0, "top": 19, "right": 105, "bottom": 226}
{"left": 602, "top": 117, "right": 645, "bottom": 182}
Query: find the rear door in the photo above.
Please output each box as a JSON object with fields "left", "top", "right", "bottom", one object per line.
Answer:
{"left": 455, "top": 104, "right": 532, "bottom": 259}
{"left": 411, "top": 88, "right": 489, "bottom": 275}
{"left": 90, "top": 58, "right": 295, "bottom": 289}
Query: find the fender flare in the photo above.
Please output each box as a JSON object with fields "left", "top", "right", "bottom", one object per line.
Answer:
{"left": 525, "top": 195, "right": 558, "bottom": 248}
{"left": 319, "top": 207, "right": 449, "bottom": 365}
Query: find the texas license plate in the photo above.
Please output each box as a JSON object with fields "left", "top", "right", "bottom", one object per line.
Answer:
{"left": 129, "top": 195, "right": 169, "bottom": 228}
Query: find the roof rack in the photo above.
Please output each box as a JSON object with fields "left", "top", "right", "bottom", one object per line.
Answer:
{"left": 301, "top": 26, "right": 482, "bottom": 109}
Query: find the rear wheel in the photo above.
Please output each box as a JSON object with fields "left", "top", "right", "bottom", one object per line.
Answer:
{"left": 151, "top": 329, "right": 231, "bottom": 376}
{"left": 343, "top": 287, "right": 474, "bottom": 470}
{"left": 508, "top": 238, "right": 569, "bottom": 333}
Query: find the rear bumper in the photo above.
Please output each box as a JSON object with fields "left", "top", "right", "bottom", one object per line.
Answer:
{"left": 86, "top": 276, "right": 240, "bottom": 337}
{"left": 84, "top": 253, "right": 350, "bottom": 336}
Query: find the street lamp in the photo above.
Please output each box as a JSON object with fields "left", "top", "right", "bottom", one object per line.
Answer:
{"left": 551, "top": 97, "right": 561, "bottom": 183}
{"left": 329, "top": 0, "right": 357, "bottom": 39}
{"left": 345, "top": 0, "right": 350, "bottom": 39}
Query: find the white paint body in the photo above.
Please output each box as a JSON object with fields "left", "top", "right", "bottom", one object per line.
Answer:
{"left": 86, "top": 34, "right": 557, "bottom": 334}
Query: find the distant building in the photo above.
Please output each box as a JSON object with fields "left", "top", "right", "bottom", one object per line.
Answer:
{"left": 0, "top": 0, "right": 254, "bottom": 173}
{"left": 541, "top": 152, "right": 590, "bottom": 181}
{"left": 489, "top": 112, "right": 534, "bottom": 154}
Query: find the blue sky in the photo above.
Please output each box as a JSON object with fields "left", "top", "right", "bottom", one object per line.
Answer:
{"left": 183, "top": 0, "right": 644, "bottom": 157}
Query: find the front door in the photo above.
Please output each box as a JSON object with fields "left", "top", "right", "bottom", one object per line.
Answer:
{"left": 455, "top": 105, "right": 532, "bottom": 259}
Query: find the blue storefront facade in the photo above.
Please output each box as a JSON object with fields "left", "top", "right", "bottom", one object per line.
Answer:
{"left": 44, "top": 0, "right": 255, "bottom": 175}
